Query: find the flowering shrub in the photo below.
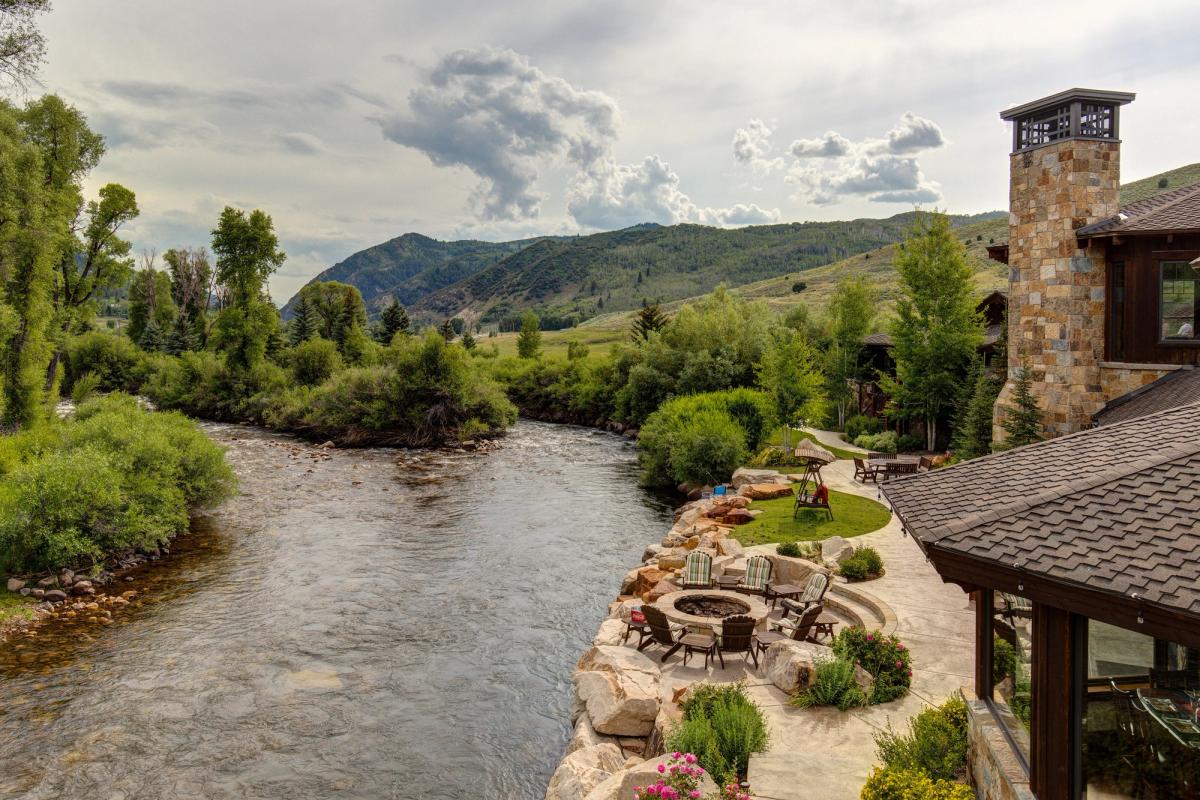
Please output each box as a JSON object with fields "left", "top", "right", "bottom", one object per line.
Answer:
{"left": 832, "top": 628, "right": 912, "bottom": 704}
{"left": 632, "top": 753, "right": 754, "bottom": 800}
{"left": 859, "top": 766, "right": 974, "bottom": 799}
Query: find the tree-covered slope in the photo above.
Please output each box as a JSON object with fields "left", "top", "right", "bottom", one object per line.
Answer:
{"left": 409, "top": 212, "right": 1003, "bottom": 326}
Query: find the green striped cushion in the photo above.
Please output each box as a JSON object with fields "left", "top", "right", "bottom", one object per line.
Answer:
{"left": 739, "top": 556, "right": 772, "bottom": 590}
{"left": 682, "top": 552, "right": 712, "bottom": 586}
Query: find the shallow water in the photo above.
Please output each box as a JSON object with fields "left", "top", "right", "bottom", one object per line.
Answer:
{"left": 0, "top": 420, "right": 674, "bottom": 799}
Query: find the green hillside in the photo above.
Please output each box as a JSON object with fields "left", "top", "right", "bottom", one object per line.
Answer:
{"left": 409, "top": 212, "right": 1002, "bottom": 327}
{"left": 1118, "top": 162, "right": 1200, "bottom": 205}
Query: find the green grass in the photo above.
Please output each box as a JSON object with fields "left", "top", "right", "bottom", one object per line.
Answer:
{"left": 768, "top": 428, "right": 861, "bottom": 461}
{"left": 736, "top": 491, "right": 891, "bottom": 547}
{"left": 0, "top": 593, "right": 35, "bottom": 629}
{"left": 477, "top": 325, "right": 629, "bottom": 362}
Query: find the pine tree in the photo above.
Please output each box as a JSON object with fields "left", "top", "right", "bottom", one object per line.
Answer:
{"left": 460, "top": 331, "right": 476, "bottom": 351}
{"left": 374, "top": 298, "right": 409, "bottom": 344}
{"left": 165, "top": 313, "right": 198, "bottom": 355}
{"left": 1002, "top": 362, "right": 1043, "bottom": 447}
{"left": 438, "top": 319, "right": 455, "bottom": 342}
{"left": 139, "top": 318, "right": 163, "bottom": 352}
{"left": 289, "top": 296, "right": 318, "bottom": 345}
{"left": 630, "top": 303, "right": 668, "bottom": 342}
{"left": 951, "top": 362, "right": 999, "bottom": 460}
{"left": 516, "top": 311, "right": 541, "bottom": 359}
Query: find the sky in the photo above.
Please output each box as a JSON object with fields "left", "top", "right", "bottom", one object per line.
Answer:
{"left": 32, "top": 0, "right": 1200, "bottom": 302}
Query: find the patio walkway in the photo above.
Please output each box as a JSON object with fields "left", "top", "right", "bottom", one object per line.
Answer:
{"left": 653, "top": 455, "right": 974, "bottom": 800}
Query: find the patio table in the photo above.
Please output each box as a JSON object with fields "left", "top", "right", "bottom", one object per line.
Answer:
{"left": 1137, "top": 687, "right": 1200, "bottom": 750}
{"left": 869, "top": 457, "right": 920, "bottom": 478}
{"left": 765, "top": 582, "right": 805, "bottom": 610}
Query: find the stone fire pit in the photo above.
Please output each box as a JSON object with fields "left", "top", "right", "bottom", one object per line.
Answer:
{"left": 654, "top": 589, "right": 770, "bottom": 632}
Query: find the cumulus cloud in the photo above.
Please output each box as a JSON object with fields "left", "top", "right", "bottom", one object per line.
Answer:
{"left": 732, "top": 119, "right": 784, "bottom": 175}
{"left": 785, "top": 112, "right": 945, "bottom": 205}
{"left": 789, "top": 131, "right": 851, "bottom": 159}
{"left": 377, "top": 46, "right": 620, "bottom": 221}
{"left": 568, "top": 155, "right": 778, "bottom": 229}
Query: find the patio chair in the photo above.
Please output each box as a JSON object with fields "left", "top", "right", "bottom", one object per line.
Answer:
{"left": 868, "top": 451, "right": 896, "bottom": 460}
{"left": 853, "top": 457, "right": 880, "bottom": 483}
{"left": 716, "top": 614, "right": 757, "bottom": 669}
{"left": 638, "top": 605, "right": 716, "bottom": 665}
{"left": 779, "top": 572, "right": 830, "bottom": 619}
{"left": 918, "top": 456, "right": 933, "bottom": 471}
{"left": 680, "top": 551, "right": 714, "bottom": 590}
{"left": 754, "top": 604, "right": 824, "bottom": 658}
{"left": 736, "top": 555, "right": 773, "bottom": 595}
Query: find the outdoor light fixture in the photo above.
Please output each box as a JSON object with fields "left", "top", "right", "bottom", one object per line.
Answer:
{"left": 1014, "top": 562, "right": 1025, "bottom": 592}
{"left": 1132, "top": 593, "right": 1145, "bottom": 624}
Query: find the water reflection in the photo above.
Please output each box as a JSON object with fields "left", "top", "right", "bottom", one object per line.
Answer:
{"left": 0, "top": 421, "right": 673, "bottom": 799}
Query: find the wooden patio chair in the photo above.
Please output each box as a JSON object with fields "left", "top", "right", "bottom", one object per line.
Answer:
{"left": 881, "top": 461, "right": 918, "bottom": 481}
{"left": 638, "top": 605, "right": 715, "bottom": 665}
{"left": 918, "top": 456, "right": 934, "bottom": 472}
{"left": 780, "top": 572, "right": 830, "bottom": 619}
{"left": 853, "top": 457, "right": 880, "bottom": 483}
{"left": 680, "top": 551, "right": 714, "bottom": 590}
{"left": 754, "top": 604, "right": 824, "bottom": 658}
{"left": 868, "top": 451, "right": 896, "bottom": 460}
{"left": 717, "top": 614, "right": 758, "bottom": 669}
{"left": 736, "top": 555, "right": 773, "bottom": 595}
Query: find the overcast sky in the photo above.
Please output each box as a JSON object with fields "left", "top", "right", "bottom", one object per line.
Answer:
{"left": 36, "top": 0, "right": 1200, "bottom": 302}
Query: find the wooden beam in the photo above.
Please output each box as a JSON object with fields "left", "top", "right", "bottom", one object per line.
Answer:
{"left": 1032, "top": 604, "right": 1075, "bottom": 800}
{"left": 974, "top": 590, "right": 994, "bottom": 698}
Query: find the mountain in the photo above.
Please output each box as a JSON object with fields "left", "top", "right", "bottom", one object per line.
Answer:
{"left": 279, "top": 232, "right": 552, "bottom": 318}
{"left": 405, "top": 212, "right": 1004, "bottom": 327}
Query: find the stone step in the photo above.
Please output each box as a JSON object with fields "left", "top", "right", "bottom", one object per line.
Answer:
{"left": 823, "top": 581, "right": 898, "bottom": 636}
{"left": 747, "top": 751, "right": 866, "bottom": 800}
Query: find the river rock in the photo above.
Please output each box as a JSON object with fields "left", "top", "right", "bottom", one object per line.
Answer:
{"left": 719, "top": 508, "right": 755, "bottom": 525}
{"left": 592, "top": 619, "right": 627, "bottom": 647}
{"left": 6, "top": 578, "right": 24, "bottom": 593}
{"left": 545, "top": 743, "right": 626, "bottom": 800}
{"left": 731, "top": 468, "right": 787, "bottom": 488}
{"left": 573, "top": 646, "right": 662, "bottom": 737}
{"left": 763, "top": 640, "right": 832, "bottom": 694}
{"left": 583, "top": 754, "right": 719, "bottom": 800}
{"left": 36, "top": 576, "right": 57, "bottom": 589}
{"left": 70, "top": 581, "right": 94, "bottom": 596}
{"left": 739, "top": 483, "right": 794, "bottom": 500}
{"left": 30, "top": 588, "right": 44, "bottom": 599}
{"left": 42, "top": 589, "right": 67, "bottom": 603}
{"left": 643, "top": 578, "right": 679, "bottom": 603}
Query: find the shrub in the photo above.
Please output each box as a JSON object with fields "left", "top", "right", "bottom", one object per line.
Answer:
{"left": 285, "top": 338, "right": 343, "bottom": 386}
{"left": 70, "top": 371, "right": 102, "bottom": 405}
{"left": 64, "top": 332, "right": 143, "bottom": 393}
{"left": 839, "top": 546, "right": 884, "bottom": 581}
{"left": 844, "top": 414, "right": 882, "bottom": 442}
{"left": 667, "top": 410, "right": 749, "bottom": 488}
{"left": 668, "top": 684, "right": 769, "bottom": 784}
{"left": 860, "top": 767, "right": 974, "bottom": 800}
{"left": 794, "top": 654, "right": 868, "bottom": 711}
{"left": 873, "top": 696, "right": 969, "bottom": 782}
{"left": 776, "top": 541, "right": 803, "bottom": 558}
{"left": 854, "top": 431, "right": 898, "bottom": 454}
{"left": 833, "top": 628, "right": 912, "bottom": 704}
{"left": 992, "top": 635, "right": 1017, "bottom": 686}
{"left": 896, "top": 433, "right": 924, "bottom": 453}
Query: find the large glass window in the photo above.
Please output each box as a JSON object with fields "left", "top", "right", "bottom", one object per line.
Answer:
{"left": 1081, "top": 620, "right": 1200, "bottom": 798}
{"left": 993, "top": 592, "right": 1033, "bottom": 733}
{"left": 1160, "top": 261, "right": 1200, "bottom": 342}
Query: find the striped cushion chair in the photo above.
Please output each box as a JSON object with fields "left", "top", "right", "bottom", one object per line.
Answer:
{"left": 780, "top": 572, "right": 829, "bottom": 620}
{"left": 681, "top": 551, "right": 714, "bottom": 590}
{"left": 736, "top": 555, "right": 773, "bottom": 595}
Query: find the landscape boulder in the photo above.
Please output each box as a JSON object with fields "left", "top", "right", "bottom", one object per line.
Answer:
{"left": 739, "top": 483, "right": 794, "bottom": 501}
{"left": 762, "top": 640, "right": 832, "bottom": 694}
{"left": 719, "top": 508, "right": 755, "bottom": 525}
{"left": 643, "top": 578, "right": 679, "bottom": 603}
{"left": 544, "top": 743, "right": 626, "bottom": 800}
{"left": 583, "top": 754, "right": 719, "bottom": 800}
{"left": 42, "top": 589, "right": 67, "bottom": 603}
{"left": 731, "top": 467, "right": 788, "bottom": 488}
{"left": 717, "top": 538, "right": 744, "bottom": 558}
{"left": 820, "top": 536, "right": 856, "bottom": 567}
{"left": 767, "top": 554, "right": 829, "bottom": 587}
{"left": 656, "top": 552, "right": 686, "bottom": 571}
{"left": 574, "top": 646, "right": 662, "bottom": 737}
{"left": 592, "top": 619, "right": 628, "bottom": 648}
{"left": 6, "top": 578, "right": 24, "bottom": 593}
{"left": 567, "top": 715, "right": 619, "bottom": 755}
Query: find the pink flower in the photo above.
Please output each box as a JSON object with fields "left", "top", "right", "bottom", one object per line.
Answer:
{"left": 895, "top": 660, "right": 903, "bottom": 668}
{"left": 908, "top": 670, "right": 913, "bottom": 676}
{"left": 684, "top": 753, "right": 697, "bottom": 764}
{"left": 690, "top": 792, "right": 701, "bottom": 799}
{"left": 672, "top": 751, "right": 681, "bottom": 759}
{"left": 657, "top": 764, "right": 666, "bottom": 774}
{"left": 897, "top": 643, "right": 905, "bottom": 651}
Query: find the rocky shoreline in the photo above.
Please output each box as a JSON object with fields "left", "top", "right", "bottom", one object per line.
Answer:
{"left": 544, "top": 467, "right": 857, "bottom": 800}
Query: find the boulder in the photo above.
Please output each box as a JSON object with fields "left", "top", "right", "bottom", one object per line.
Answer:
{"left": 731, "top": 467, "right": 786, "bottom": 488}
{"left": 6, "top": 578, "right": 24, "bottom": 593}
{"left": 852, "top": 663, "right": 875, "bottom": 697}
{"left": 716, "top": 537, "right": 743, "bottom": 558}
{"left": 583, "top": 754, "right": 719, "bottom": 800}
{"left": 545, "top": 743, "right": 626, "bottom": 800}
{"left": 762, "top": 640, "right": 832, "bottom": 694}
{"left": 656, "top": 552, "right": 686, "bottom": 571}
{"left": 719, "top": 508, "right": 755, "bottom": 525}
{"left": 42, "top": 589, "right": 67, "bottom": 603}
{"left": 70, "top": 580, "right": 95, "bottom": 596}
{"left": 630, "top": 567, "right": 670, "bottom": 598}
{"left": 592, "top": 619, "right": 628, "bottom": 647}
{"left": 36, "top": 576, "right": 57, "bottom": 589}
{"left": 739, "top": 483, "right": 794, "bottom": 501}
{"left": 574, "top": 646, "right": 662, "bottom": 737}
{"left": 641, "top": 544, "right": 665, "bottom": 563}
{"left": 30, "top": 588, "right": 44, "bottom": 599}
{"left": 767, "top": 555, "right": 829, "bottom": 587}
{"left": 725, "top": 496, "right": 751, "bottom": 509}
{"left": 821, "top": 536, "right": 855, "bottom": 567}
{"left": 619, "top": 568, "right": 641, "bottom": 596}
{"left": 643, "top": 579, "right": 679, "bottom": 603}
{"left": 567, "top": 715, "right": 619, "bottom": 755}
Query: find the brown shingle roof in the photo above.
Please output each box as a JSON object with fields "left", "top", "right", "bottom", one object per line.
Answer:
{"left": 882, "top": 402, "right": 1200, "bottom": 615}
{"left": 1077, "top": 181, "right": 1200, "bottom": 237}
{"left": 1095, "top": 367, "right": 1200, "bottom": 426}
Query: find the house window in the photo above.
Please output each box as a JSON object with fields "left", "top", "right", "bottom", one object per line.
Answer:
{"left": 1017, "top": 105, "right": 1072, "bottom": 149}
{"left": 1160, "top": 261, "right": 1200, "bottom": 342}
{"left": 1080, "top": 620, "right": 1199, "bottom": 798}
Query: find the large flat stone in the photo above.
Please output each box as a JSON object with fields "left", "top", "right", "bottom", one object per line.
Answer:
{"left": 574, "top": 646, "right": 662, "bottom": 737}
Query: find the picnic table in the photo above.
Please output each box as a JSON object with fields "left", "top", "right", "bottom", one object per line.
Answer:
{"left": 1137, "top": 687, "right": 1200, "bottom": 750}
{"left": 868, "top": 456, "right": 921, "bottom": 479}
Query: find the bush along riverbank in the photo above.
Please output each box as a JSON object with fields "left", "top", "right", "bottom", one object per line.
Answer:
{"left": 0, "top": 393, "right": 236, "bottom": 641}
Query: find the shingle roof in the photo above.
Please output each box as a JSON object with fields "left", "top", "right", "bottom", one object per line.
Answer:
{"left": 864, "top": 332, "right": 892, "bottom": 347}
{"left": 1095, "top": 367, "right": 1200, "bottom": 426}
{"left": 1077, "top": 181, "right": 1200, "bottom": 237}
{"left": 882, "top": 402, "right": 1200, "bottom": 615}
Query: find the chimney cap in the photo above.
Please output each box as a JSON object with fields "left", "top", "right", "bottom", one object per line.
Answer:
{"left": 1000, "top": 88, "right": 1135, "bottom": 121}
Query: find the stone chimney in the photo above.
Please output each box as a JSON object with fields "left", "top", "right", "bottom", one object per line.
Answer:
{"left": 993, "top": 88, "right": 1135, "bottom": 439}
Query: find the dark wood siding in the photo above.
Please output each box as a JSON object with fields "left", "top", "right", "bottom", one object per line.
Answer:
{"left": 1106, "top": 234, "right": 1200, "bottom": 364}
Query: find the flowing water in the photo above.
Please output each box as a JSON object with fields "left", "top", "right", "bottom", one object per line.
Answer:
{"left": 0, "top": 420, "right": 674, "bottom": 800}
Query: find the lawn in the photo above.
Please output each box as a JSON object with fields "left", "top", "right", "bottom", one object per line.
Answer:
{"left": 734, "top": 491, "right": 892, "bottom": 547}
{"left": 479, "top": 325, "right": 629, "bottom": 362}
{"left": 767, "top": 427, "right": 862, "bottom": 461}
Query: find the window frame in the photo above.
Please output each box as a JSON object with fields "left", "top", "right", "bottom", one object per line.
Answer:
{"left": 1158, "top": 259, "right": 1200, "bottom": 346}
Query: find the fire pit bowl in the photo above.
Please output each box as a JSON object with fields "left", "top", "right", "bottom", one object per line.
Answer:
{"left": 654, "top": 589, "right": 770, "bottom": 632}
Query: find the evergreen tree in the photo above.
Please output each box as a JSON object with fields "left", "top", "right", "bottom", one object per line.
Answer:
{"left": 164, "top": 313, "right": 198, "bottom": 355}
{"left": 460, "top": 330, "right": 476, "bottom": 351}
{"left": 950, "top": 360, "right": 999, "bottom": 460}
{"left": 139, "top": 318, "right": 162, "bottom": 352}
{"left": 438, "top": 319, "right": 455, "bottom": 342}
{"left": 289, "top": 295, "right": 318, "bottom": 345}
{"left": 1002, "top": 362, "right": 1043, "bottom": 447}
{"left": 631, "top": 302, "right": 668, "bottom": 342}
{"left": 516, "top": 311, "right": 541, "bottom": 359}
{"left": 377, "top": 298, "right": 410, "bottom": 343}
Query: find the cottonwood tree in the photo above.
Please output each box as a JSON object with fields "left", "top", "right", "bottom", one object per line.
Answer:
{"left": 878, "top": 213, "right": 982, "bottom": 451}
{"left": 516, "top": 310, "right": 541, "bottom": 359}
{"left": 823, "top": 275, "right": 875, "bottom": 430}
{"left": 756, "top": 326, "right": 826, "bottom": 450}
{"left": 164, "top": 246, "right": 213, "bottom": 344}
{"left": 0, "top": 0, "right": 51, "bottom": 89}
{"left": 127, "top": 252, "right": 176, "bottom": 345}
{"left": 209, "top": 206, "right": 285, "bottom": 371}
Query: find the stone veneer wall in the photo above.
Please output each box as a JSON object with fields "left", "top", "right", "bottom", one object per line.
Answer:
{"left": 1099, "top": 363, "right": 1179, "bottom": 402}
{"left": 994, "top": 139, "right": 1121, "bottom": 440}
{"left": 963, "top": 690, "right": 1035, "bottom": 800}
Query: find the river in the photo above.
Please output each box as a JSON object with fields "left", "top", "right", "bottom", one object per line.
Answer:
{"left": 0, "top": 420, "right": 674, "bottom": 799}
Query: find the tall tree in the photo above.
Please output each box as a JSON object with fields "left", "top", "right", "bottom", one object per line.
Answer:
{"left": 0, "top": 0, "right": 51, "bottom": 89}
{"left": 756, "top": 326, "right": 826, "bottom": 450}
{"left": 163, "top": 246, "right": 213, "bottom": 342}
{"left": 823, "top": 275, "right": 876, "bottom": 429}
{"left": 438, "top": 319, "right": 454, "bottom": 342}
{"left": 288, "top": 294, "right": 318, "bottom": 345}
{"left": 375, "top": 297, "right": 409, "bottom": 343}
{"left": 127, "top": 254, "right": 176, "bottom": 346}
{"left": 950, "top": 358, "right": 999, "bottom": 459}
{"left": 878, "top": 213, "right": 983, "bottom": 450}
{"left": 294, "top": 280, "right": 367, "bottom": 349}
{"left": 516, "top": 310, "right": 541, "bottom": 359}
{"left": 631, "top": 302, "right": 667, "bottom": 342}
{"left": 209, "top": 206, "right": 285, "bottom": 371}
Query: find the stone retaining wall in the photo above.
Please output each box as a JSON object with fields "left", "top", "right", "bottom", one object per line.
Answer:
{"left": 963, "top": 690, "right": 1034, "bottom": 800}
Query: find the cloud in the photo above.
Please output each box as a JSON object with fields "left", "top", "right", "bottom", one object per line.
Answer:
{"left": 568, "top": 155, "right": 778, "bottom": 229}
{"left": 789, "top": 131, "right": 851, "bottom": 159}
{"left": 784, "top": 113, "right": 945, "bottom": 205}
{"left": 89, "top": 112, "right": 221, "bottom": 150}
{"left": 732, "top": 119, "right": 784, "bottom": 175}
{"left": 377, "top": 46, "right": 620, "bottom": 221}
{"left": 277, "top": 131, "right": 326, "bottom": 155}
